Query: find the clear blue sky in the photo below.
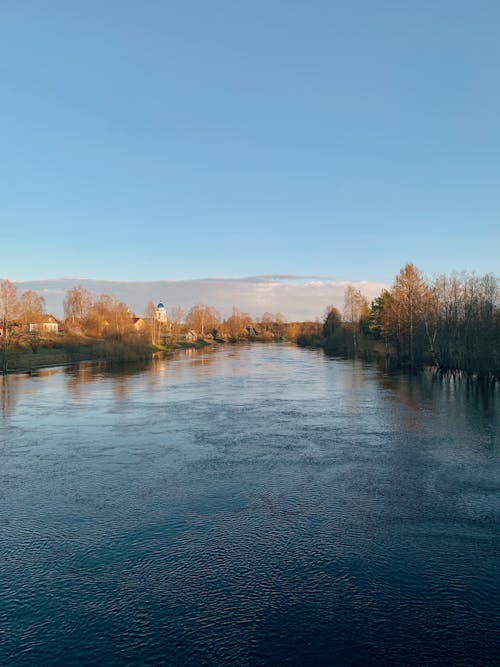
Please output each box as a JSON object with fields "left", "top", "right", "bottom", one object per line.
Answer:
{"left": 2, "top": 1, "right": 499, "bottom": 284}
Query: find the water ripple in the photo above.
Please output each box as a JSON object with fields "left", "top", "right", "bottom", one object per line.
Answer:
{"left": 0, "top": 345, "right": 499, "bottom": 666}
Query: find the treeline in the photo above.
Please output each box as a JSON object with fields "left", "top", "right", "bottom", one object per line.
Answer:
{"left": 0, "top": 280, "right": 292, "bottom": 371}
{"left": 182, "top": 305, "right": 287, "bottom": 340}
{"left": 0, "top": 282, "right": 289, "bottom": 342}
{"left": 0, "top": 283, "right": 159, "bottom": 371}
{"left": 63, "top": 292, "right": 289, "bottom": 342}
{"left": 298, "top": 264, "right": 500, "bottom": 379}
{"left": 4, "top": 265, "right": 498, "bottom": 377}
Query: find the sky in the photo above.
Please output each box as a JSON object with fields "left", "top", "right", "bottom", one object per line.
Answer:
{"left": 2, "top": 1, "right": 500, "bottom": 289}
{"left": 13, "top": 276, "right": 387, "bottom": 320}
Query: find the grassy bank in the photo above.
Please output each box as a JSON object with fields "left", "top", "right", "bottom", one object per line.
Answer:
{"left": 0, "top": 336, "right": 221, "bottom": 374}
{"left": 172, "top": 339, "right": 212, "bottom": 350}
{"left": 1, "top": 335, "right": 285, "bottom": 374}
{"left": 2, "top": 342, "right": 153, "bottom": 374}
{"left": 2, "top": 348, "right": 76, "bottom": 373}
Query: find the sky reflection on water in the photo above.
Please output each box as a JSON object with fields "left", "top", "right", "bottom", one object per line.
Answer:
{"left": 0, "top": 345, "right": 498, "bottom": 666}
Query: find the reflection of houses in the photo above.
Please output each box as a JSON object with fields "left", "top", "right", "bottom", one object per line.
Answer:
{"left": 28, "top": 315, "right": 60, "bottom": 334}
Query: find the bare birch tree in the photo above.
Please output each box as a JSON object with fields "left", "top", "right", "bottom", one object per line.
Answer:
{"left": 0, "top": 280, "right": 18, "bottom": 373}
{"left": 186, "top": 304, "right": 221, "bottom": 337}
{"left": 18, "top": 290, "right": 46, "bottom": 326}
{"left": 64, "top": 287, "right": 93, "bottom": 328}
{"left": 343, "top": 285, "right": 368, "bottom": 353}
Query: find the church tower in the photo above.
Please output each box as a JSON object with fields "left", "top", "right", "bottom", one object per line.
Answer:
{"left": 156, "top": 302, "right": 167, "bottom": 323}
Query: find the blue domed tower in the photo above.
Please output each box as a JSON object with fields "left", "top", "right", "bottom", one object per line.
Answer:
{"left": 156, "top": 302, "right": 167, "bottom": 323}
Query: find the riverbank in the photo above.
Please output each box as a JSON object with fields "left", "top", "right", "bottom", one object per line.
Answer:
{"left": 296, "top": 330, "right": 500, "bottom": 381}
{"left": 0, "top": 334, "right": 288, "bottom": 375}
{"left": 0, "top": 338, "right": 214, "bottom": 374}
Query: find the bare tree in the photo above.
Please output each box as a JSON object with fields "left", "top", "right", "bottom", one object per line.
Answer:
{"left": 186, "top": 304, "right": 221, "bottom": 337}
{"left": 225, "top": 306, "right": 253, "bottom": 339}
{"left": 144, "top": 301, "right": 159, "bottom": 344}
{"left": 64, "top": 287, "right": 93, "bottom": 328}
{"left": 18, "top": 290, "right": 46, "bottom": 326}
{"left": 0, "top": 280, "right": 18, "bottom": 373}
{"left": 343, "top": 285, "right": 368, "bottom": 353}
{"left": 259, "top": 312, "right": 274, "bottom": 333}
{"left": 105, "top": 299, "right": 133, "bottom": 338}
{"left": 430, "top": 271, "right": 499, "bottom": 375}
{"left": 384, "top": 264, "right": 429, "bottom": 370}
{"left": 274, "top": 312, "right": 286, "bottom": 337}
{"left": 168, "top": 306, "right": 185, "bottom": 336}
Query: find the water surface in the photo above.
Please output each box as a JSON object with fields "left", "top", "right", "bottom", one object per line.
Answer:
{"left": 1, "top": 344, "right": 499, "bottom": 665}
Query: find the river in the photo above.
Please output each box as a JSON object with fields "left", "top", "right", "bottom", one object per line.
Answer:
{"left": 1, "top": 344, "right": 498, "bottom": 666}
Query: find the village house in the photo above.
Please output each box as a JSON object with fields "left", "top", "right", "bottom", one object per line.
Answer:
{"left": 28, "top": 315, "right": 60, "bottom": 334}
{"left": 132, "top": 317, "right": 146, "bottom": 331}
{"left": 119, "top": 303, "right": 173, "bottom": 345}
{"left": 246, "top": 326, "right": 259, "bottom": 338}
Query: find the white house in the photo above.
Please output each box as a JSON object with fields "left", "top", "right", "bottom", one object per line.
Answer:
{"left": 29, "top": 315, "right": 60, "bottom": 334}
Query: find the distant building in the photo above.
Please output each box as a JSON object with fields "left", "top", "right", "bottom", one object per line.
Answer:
{"left": 156, "top": 302, "right": 168, "bottom": 323}
{"left": 29, "top": 315, "right": 60, "bottom": 334}
{"left": 132, "top": 317, "right": 146, "bottom": 331}
{"left": 184, "top": 330, "right": 198, "bottom": 343}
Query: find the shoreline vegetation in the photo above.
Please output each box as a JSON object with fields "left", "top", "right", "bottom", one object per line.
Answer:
{"left": 1, "top": 336, "right": 285, "bottom": 375}
{"left": 0, "top": 283, "right": 289, "bottom": 374}
{"left": 296, "top": 263, "right": 500, "bottom": 381}
{"left": 1, "top": 262, "right": 499, "bottom": 379}
{"left": 0, "top": 338, "right": 214, "bottom": 375}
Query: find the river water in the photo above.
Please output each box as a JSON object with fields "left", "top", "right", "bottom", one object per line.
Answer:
{"left": 1, "top": 344, "right": 498, "bottom": 666}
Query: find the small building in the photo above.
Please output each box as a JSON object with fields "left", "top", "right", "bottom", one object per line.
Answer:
{"left": 156, "top": 302, "right": 168, "bottom": 323}
{"left": 132, "top": 317, "right": 146, "bottom": 331}
{"left": 29, "top": 315, "right": 60, "bottom": 334}
{"left": 184, "top": 330, "right": 198, "bottom": 343}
